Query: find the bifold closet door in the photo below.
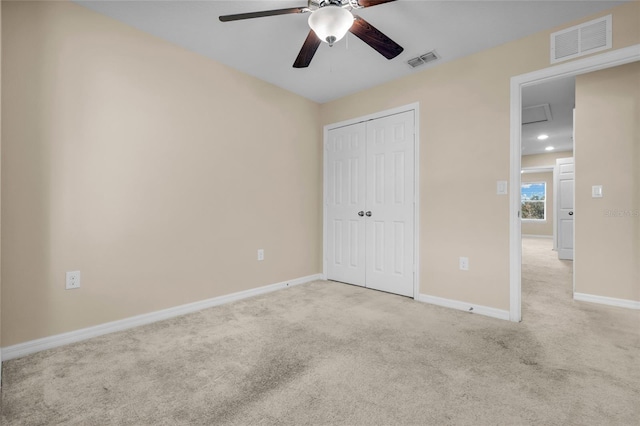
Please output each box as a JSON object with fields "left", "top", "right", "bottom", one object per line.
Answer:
{"left": 326, "top": 122, "right": 367, "bottom": 286}
{"left": 326, "top": 111, "right": 415, "bottom": 297}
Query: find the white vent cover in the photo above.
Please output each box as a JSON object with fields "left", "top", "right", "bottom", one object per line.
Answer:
{"left": 551, "top": 15, "right": 612, "bottom": 64}
{"left": 522, "top": 104, "right": 552, "bottom": 125}
{"left": 407, "top": 50, "right": 440, "bottom": 68}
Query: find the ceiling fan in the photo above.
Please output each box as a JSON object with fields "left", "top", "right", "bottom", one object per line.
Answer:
{"left": 219, "top": 0, "right": 404, "bottom": 68}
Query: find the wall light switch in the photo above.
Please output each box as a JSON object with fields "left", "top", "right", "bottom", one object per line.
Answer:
{"left": 497, "top": 180, "right": 508, "bottom": 195}
{"left": 592, "top": 185, "right": 603, "bottom": 198}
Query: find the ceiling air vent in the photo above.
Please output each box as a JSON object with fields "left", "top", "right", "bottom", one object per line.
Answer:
{"left": 550, "top": 15, "right": 611, "bottom": 64}
{"left": 407, "top": 50, "right": 439, "bottom": 68}
{"left": 522, "top": 104, "right": 552, "bottom": 125}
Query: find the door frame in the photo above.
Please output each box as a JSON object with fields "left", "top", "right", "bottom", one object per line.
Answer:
{"left": 509, "top": 44, "right": 640, "bottom": 322}
{"left": 323, "top": 102, "right": 420, "bottom": 299}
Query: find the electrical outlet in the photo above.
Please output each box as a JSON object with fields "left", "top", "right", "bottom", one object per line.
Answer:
{"left": 459, "top": 257, "right": 469, "bottom": 271}
{"left": 257, "top": 249, "right": 264, "bottom": 261}
{"left": 66, "top": 271, "right": 81, "bottom": 289}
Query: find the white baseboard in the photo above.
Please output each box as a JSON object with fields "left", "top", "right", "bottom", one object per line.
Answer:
{"left": 1, "top": 274, "right": 323, "bottom": 362}
{"left": 574, "top": 292, "right": 640, "bottom": 310}
{"left": 522, "top": 234, "right": 553, "bottom": 239}
{"left": 417, "top": 294, "right": 510, "bottom": 321}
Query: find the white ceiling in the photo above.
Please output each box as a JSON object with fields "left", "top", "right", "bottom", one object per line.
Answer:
{"left": 522, "top": 76, "right": 575, "bottom": 156}
{"left": 74, "top": 0, "right": 627, "bottom": 103}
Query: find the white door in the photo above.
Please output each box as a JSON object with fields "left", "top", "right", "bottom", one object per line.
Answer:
{"left": 365, "top": 111, "right": 415, "bottom": 297}
{"left": 326, "top": 122, "right": 367, "bottom": 286}
{"left": 326, "top": 110, "right": 415, "bottom": 297}
{"left": 556, "top": 157, "right": 574, "bottom": 260}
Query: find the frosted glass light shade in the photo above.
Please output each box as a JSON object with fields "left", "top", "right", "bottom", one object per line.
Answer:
{"left": 308, "top": 6, "right": 354, "bottom": 46}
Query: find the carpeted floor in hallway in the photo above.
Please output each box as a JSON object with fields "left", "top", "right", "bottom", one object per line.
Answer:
{"left": 1, "top": 237, "right": 639, "bottom": 425}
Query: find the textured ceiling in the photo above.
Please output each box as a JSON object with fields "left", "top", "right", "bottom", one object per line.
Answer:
{"left": 75, "top": 0, "right": 627, "bottom": 103}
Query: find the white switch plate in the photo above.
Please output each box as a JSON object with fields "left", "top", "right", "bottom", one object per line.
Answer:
{"left": 497, "top": 180, "right": 508, "bottom": 195}
{"left": 66, "top": 271, "right": 81, "bottom": 290}
{"left": 257, "top": 249, "right": 264, "bottom": 261}
{"left": 592, "top": 185, "right": 603, "bottom": 198}
{"left": 459, "top": 257, "right": 469, "bottom": 271}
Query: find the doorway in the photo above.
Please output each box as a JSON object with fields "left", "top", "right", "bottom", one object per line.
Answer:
{"left": 520, "top": 76, "right": 575, "bottom": 318}
{"left": 323, "top": 104, "right": 419, "bottom": 298}
{"left": 509, "top": 45, "right": 640, "bottom": 322}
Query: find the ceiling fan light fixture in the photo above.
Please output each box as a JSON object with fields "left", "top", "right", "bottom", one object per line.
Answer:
{"left": 308, "top": 5, "right": 354, "bottom": 47}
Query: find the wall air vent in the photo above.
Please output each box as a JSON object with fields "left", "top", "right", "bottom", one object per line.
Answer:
{"left": 550, "top": 15, "right": 611, "bottom": 64}
{"left": 522, "top": 104, "right": 552, "bottom": 125}
{"left": 407, "top": 50, "right": 439, "bottom": 68}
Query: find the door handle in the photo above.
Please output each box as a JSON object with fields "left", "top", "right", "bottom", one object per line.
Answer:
{"left": 358, "top": 211, "right": 364, "bottom": 217}
{"left": 569, "top": 211, "right": 574, "bottom": 216}
{"left": 365, "top": 211, "right": 372, "bottom": 217}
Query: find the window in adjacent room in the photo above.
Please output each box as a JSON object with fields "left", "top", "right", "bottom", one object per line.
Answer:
{"left": 521, "top": 182, "right": 546, "bottom": 221}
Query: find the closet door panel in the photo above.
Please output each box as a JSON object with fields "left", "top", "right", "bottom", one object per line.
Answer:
{"left": 326, "top": 123, "right": 367, "bottom": 286}
{"left": 365, "top": 111, "right": 415, "bottom": 297}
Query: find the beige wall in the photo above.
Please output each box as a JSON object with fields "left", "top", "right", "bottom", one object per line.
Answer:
{"left": 575, "top": 62, "right": 640, "bottom": 302}
{"left": 521, "top": 172, "right": 553, "bottom": 237}
{"left": 1, "top": 1, "right": 639, "bottom": 348}
{"left": 1, "top": 1, "right": 322, "bottom": 346}
{"left": 320, "top": 2, "right": 640, "bottom": 310}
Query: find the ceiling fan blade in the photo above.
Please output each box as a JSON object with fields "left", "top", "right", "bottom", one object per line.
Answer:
{"left": 356, "top": 0, "right": 397, "bottom": 8}
{"left": 293, "top": 30, "right": 322, "bottom": 68}
{"left": 349, "top": 16, "right": 403, "bottom": 60}
{"left": 219, "top": 7, "right": 308, "bottom": 22}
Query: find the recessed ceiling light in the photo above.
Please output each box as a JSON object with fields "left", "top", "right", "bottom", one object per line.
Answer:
{"left": 545, "top": 146, "right": 555, "bottom": 151}
{"left": 537, "top": 134, "right": 549, "bottom": 140}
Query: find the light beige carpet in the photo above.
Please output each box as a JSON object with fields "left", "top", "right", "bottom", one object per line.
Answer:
{"left": 1, "top": 237, "right": 639, "bottom": 425}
